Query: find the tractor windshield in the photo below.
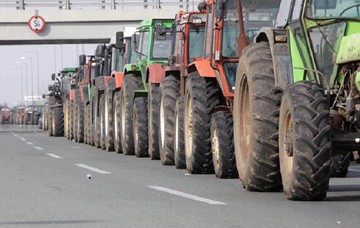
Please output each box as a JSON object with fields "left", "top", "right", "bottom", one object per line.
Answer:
{"left": 306, "top": 0, "right": 360, "bottom": 18}
{"left": 188, "top": 26, "right": 205, "bottom": 62}
{"left": 243, "top": 2, "right": 279, "bottom": 42}
{"left": 113, "top": 48, "right": 124, "bottom": 72}
{"left": 222, "top": 0, "right": 240, "bottom": 58}
{"left": 152, "top": 28, "right": 173, "bottom": 59}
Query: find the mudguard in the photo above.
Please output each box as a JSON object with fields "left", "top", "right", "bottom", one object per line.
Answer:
{"left": 147, "top": 63, "right": 166, "bottom": 83}
{"left": 192, "top": 59, "right": 216, "bottom": 77}
{"left": 256, "top": 27, "right": 292, "bottom": 89}
{"left": 113, "top": 71, "right": 124, "bottom": 88}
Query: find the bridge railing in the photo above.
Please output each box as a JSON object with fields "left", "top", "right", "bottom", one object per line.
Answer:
{"left": 0, "top": 0, "right": 202, "bottom": 11}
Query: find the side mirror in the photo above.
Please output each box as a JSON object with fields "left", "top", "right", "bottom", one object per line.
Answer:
{"left": 132, "top": 33, "right": 139, "bottom": 51}
{"left": 79, "top": 54, "right": 86, "bottom": 66}
{"left": 51, "top": 73, "right": 56, "bottom": 80}
{"left": 95, "top": 45, "right": 105, "bottom": 58}
{"left": 42, "top": 94, "right": 46, "bottom": 99}
{"left": 215, "top": 0, "right": 226, "bottom": 19}
{"left": 115, "top": 31, "right": 124, "bottom": 49}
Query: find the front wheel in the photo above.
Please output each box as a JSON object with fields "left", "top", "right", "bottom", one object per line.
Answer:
{"left": 121, "top": 74, "right": 142, "bottom": 155}
{"left": 184, "top": 73, "right": 219, "bottom": 174}
{"left": 174, "top": 97, "right": 186, "bottom": 169}
{"left": 210, "top": 111, "right": 238, "bottom": 179}
{"left": 279, "top": 81, "right": 331, "bottom": 201}
{"left": 133, "top": 97, "right": 149, "bottom": 158}
{"left": 113, "top": 90, "right": 123, "bottom": 153}
{"left": 159, "top": 75, "right": 179, "bottom": 165}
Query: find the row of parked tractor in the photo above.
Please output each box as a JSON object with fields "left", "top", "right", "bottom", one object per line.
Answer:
{"left": 41, "top": 0, "right": 360, "bottom": 201}
{"left": 0, "top": 106, "right": 42, "bottom": 125}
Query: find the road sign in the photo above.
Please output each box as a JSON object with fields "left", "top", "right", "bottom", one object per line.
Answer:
{"left": 28, "top": 15, "right": 46, "bottom": 33}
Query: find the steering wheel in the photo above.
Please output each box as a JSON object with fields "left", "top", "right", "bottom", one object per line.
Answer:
{"left": 339, "top": 4, "right": 360, "bottom": 16}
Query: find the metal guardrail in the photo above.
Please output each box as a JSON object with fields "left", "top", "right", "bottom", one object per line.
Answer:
{"left": 0, "top": 0, "right": 203, "bottom": 11}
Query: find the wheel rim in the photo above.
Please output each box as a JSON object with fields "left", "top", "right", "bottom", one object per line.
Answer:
{"left": 239, "top": 75, "right": 250, "bottom": 162}
{"left": 280, "top": 109, "right": 294, "bottom": 187}
{"left": 160, "top": 96, "right": 165, "bottom": 148}
{"left": 211, "top": 128, "right": 220, "bottom": 172}
{"left": 184, "top": 91, "right": 193, "bottom": 160}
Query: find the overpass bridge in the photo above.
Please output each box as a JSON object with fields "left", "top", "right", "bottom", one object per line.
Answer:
{"left": 0, "top": 0, "right": 203, "bottom": 45}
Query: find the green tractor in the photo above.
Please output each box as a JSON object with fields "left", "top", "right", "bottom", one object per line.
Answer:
{"left": 48, "top": 68, "right": 77, "bottom": 137}
{"left": 120, "top": 18, "right": 174, "bottom": 157}
{"left": 234, "top": 0, "right": 360, "bottom": 200}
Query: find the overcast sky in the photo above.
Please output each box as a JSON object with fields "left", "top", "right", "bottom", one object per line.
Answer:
{"left": 0, "top": 44, "right": 96, "bottom": 107}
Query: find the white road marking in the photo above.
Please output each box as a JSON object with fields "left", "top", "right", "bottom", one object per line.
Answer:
{"left": 20, "top": 138, "right": 26, "bottom": 141}
{"left": 26, "top": 142, "right": 33, "bottom": 145}
{"left": 75, "top": 164, "right": 111, "bottom": 174}
{"left": 46, "top": 153, "right": 63, "bottom": 159}
{"left": 147, "top": 185, "right": 226, "bottom": 205}
{"left": 33, "top": 146, "right": 44, "bottom": 151}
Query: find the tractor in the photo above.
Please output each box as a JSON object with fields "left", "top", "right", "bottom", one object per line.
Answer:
{"left": 158, "top": 10, "right": 207, "bottom": 168}
{"left": 234, "top": 0, "right": 360, "bottom": 200}
{"left": 120, "top": 18, "right": 174, "bottom": 157}
{"left": 70, "top": 54, "right": 92, "bottom": 144}
{"left": 174, "top": 0, "right": 274, "bottom": 178}
{"left": 48, "top": 68, "right": 77, "bottom": 137}
{"left": 101, "top": 27, "right": 137, "bottom": 153}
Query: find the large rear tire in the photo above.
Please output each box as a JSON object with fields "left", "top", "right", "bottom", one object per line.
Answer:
{"left": 53, "top": 106, "right": 64, "bottom": 137}
{"left": 64, "top": 102, "right": 69, "bottom": 139}
{"left": 99, "top": 94, "right": 106, "bottom": 150}
{"left": 133, "top": 97, "right": 149, "bottom": 157}
{"left": 84, "top": 104, "right": 88, "bottom": 144}
{"left": 48, "top": 109, "right": 54, "bottom": 136}
{"left": 234, "top": 42, "right": 282, "bottom": 191}
{"left": 105, "top": 88, "right": 115, "bottom": 151}
{"left": 77, "top": 102, "right": 84, "bottom": 143}
{"left": 69, "top": 101, "right": 74, "bottom": 140}
{"left": 159, "top": 75, "right": 179, "bottom": 165}
{"left": 148, "top": 83, "right": 160, "bottom": 160}
{"left": 184, "top": 73, "right": 219, "bottom": 174}
{"left": 210, "top": 111, "right": 238, "bottom": 179}
{"left": 113, "top": 90, "right": 122, "bottom": 153}
{"left": 279, "top": 81, "right": 331, "bottom": 201}
{"left": 94, "top": 97, "right": 101, "bottom": 148}
{"left": 121, "top": 74, "right": 142, "bottom": 155}
{"left": 174, "top": 97, "right": 186, "bottom": 169}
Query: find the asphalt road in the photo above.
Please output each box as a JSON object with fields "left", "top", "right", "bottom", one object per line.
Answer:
{"left": 1, "top": 124, "right": 360, "bottom": 228}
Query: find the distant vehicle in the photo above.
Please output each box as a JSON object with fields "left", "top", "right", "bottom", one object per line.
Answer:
{"left": 0, "top": 108, "right": 11, "bottom": 124}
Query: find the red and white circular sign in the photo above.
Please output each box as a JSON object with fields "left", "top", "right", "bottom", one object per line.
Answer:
{"left": 28, "top": 15, "right": 46, "bottom": 33}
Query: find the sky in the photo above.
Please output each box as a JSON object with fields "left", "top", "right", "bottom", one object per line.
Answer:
{"left": 0, "top": 44, "right": 96, "bottom": 107}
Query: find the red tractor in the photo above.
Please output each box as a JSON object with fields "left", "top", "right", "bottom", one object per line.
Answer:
{"left": 158, "top": 9, "right": 207, "bottom": 168}
{"left": 172, "top": 0, "right": 275, "bottom": 178}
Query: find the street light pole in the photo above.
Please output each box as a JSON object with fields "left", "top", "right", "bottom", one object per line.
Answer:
{"left": 26, "top": 50, "right": 40, "bottom": 101}
{"left": 17, "top": 60, "right": 28, "bottom": 105}
{"left": 21, "top": 56, "right": 34, "bottom": 107}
